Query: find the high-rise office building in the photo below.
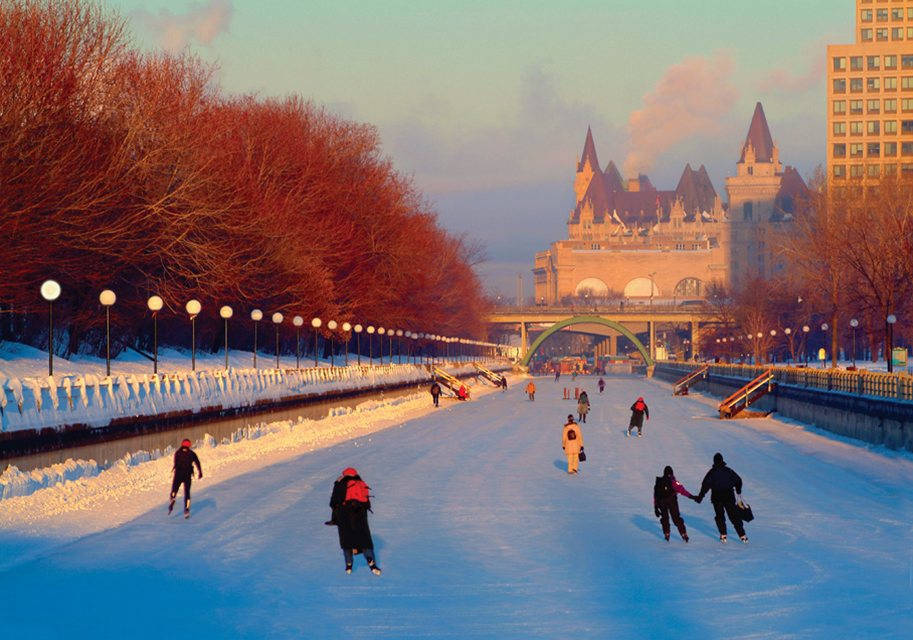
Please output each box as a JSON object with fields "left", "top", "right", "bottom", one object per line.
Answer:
{"left": 828, "top": 0, "right": 913, "bottom": 182}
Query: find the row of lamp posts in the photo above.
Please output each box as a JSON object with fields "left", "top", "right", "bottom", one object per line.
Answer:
{"left": 37, "top": 280, "right": 506, "bottom": 377}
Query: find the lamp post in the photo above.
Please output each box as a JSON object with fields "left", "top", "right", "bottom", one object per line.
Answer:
{"left": 293, "top": 316, "right": 304, "bottom": 369}
{"left": 272, "top": 313, "right": 284, "bottom": 369}
{"left": 40, "top": 280, "right": 61, "bottom": 377}
{"left": 648, "top": 271, "right": 657, "bottom": 308}
{"left": 147, "top": 295, "right": 163, "bottom": 374}
{"left": 396, "top": 329, "right": 403, "bottom": 363}
{"left": 354, "top": 324, "right": 363, "bottom": 365}
{"left": 784, "top": 327, "right": 792, "bottom": 364}
{"left": 802, "top": 325, "right": 810, "bottom": 365}
{"left": 887, "top": 314, "right": 897, "bottom": 373}
{"left": 186, "top": 299, "right": 201, "bottom": 371}
{"left": 850, "top": 318, "right": 859, "bottom": 367}
{"left": 327, "top": 320, "right": 338, "bottom": 367}
{"left": 378, "top": 328, "right": 386, "bottom": 364}
{"left": 311, "top": 317, "right": 322, "bottom": 367}
{"left": 820, "top": 323, "right": 829, "bottom": 368}
{"left": 367, "top": 325, "right": 375, "bottom": 363}
{"left": 769, "top": 329, "right": 777, "bottom": 364}
{"left": 251, "top": 309, "right": 263, "bottom": 368}
{"left": 343, "top": 322, "right": 352, "bottom": 366}
{"left": 99, "top": 289, "right": 116, "bottom": 377}
{"left": 219, "top": 305, "right": 233, "bottom": 369}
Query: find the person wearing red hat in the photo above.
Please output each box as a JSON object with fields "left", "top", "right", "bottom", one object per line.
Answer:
{"left": 168, "top": 438, "right": 202, "bottom": 518}
{"left": 328, "top": 467, "right": 381, "bottom": 575}
{"left": 627, "top": 396, "right": 650, "bottom": 437}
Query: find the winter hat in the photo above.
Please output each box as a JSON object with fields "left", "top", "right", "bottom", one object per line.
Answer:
{"left": 663, "top": 465, "right": 674, "bottom": 477}
{"left": 181, "top": 438, "right": 191, "bottom": 448}
{"left": 713, "top": 452, "right": 724, "bottom": 465}
{"left": 637, "top": 397, "right": 644, "bottom": 402}
{"left": 567, "top": 414, "right": 574, "bottom": 422}
{"left": 342, "top": 467, "right": 358, "bottom": 477}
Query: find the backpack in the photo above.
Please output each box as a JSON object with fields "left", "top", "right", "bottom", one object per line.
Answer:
{"left": 654, "top": 476, "right": 673, "bottom": 501}
{"left": 345, "top": 478, "right": 370, "bottom": 503}
{"left": 566, "top": 428, "right": 577, "bottom": 440}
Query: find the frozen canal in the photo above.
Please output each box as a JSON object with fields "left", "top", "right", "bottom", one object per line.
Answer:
{"left": 2, "top": 374, "right": 912, "bottom": 639}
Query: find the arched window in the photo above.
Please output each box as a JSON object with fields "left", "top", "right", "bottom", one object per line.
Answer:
{"left": 674, "top": 278, "right": 703, "bottom": 299}
{"left": 623, "top": 277, "right": 659, "bottom": 298}
{"left": 574, "top": 277, "right": 609, "bottom": 297}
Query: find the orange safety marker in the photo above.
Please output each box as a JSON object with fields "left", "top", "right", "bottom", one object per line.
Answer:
{"left": 574, "top": 387, "right": 580, "bottom": 399}
{"left": 563, "top": 387, "right": 569, "bottom": 400}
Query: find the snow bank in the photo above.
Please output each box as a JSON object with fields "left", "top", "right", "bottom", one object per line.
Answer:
{"left": 0, "top": 361, "right": 509, "bottom": 433}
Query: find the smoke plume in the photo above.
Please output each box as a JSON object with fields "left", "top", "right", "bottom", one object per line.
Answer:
{"left": 623, "top": 53, "right": 738, "bottom": 178}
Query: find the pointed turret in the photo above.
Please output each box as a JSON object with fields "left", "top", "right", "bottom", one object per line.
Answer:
{"left": 603, "top": 160, "right": 624, "bottom": 192}
{"left": 739, "top": 102, "right": 775, "bottom": 163}
{"left": 577, "top": 126, "right": 601, "bottom": 173}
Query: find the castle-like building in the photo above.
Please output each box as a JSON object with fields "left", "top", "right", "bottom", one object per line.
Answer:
{"left": 533, "top": 103, "right": 807, "bottom": 304}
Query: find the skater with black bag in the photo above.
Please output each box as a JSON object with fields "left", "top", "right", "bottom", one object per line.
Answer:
{"left": 694, "top": 452, "right": 749, "bottom": 543}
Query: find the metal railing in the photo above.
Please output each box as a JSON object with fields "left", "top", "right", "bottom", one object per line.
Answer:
{"left": 657, "top": 360, "right": 913, "bottom": 403}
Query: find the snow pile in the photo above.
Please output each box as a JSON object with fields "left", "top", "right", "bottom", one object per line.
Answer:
{"left": 0, "top": 361, "right": 509, "bottom": 433}
{"left": 0, "top": 459, "right": 101, "bottom": 499}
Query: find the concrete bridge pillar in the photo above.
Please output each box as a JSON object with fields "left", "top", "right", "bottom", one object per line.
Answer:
{"left": 520, "top": 321, "right": 528, "bottom": 355}
{"left": 690, "top": 321, "right": 700, "bottom": 360}
{"left": 649, "top": 321, "right": 656, "bottom": 361}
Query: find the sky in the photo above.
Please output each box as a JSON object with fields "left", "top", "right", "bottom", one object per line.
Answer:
{"left": 108, "top": 0, "right": 855, "bottom": 296}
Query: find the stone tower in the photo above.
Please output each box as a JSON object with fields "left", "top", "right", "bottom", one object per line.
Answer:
{"left": 574, "top": 126, "right": 601, "bottom": 205}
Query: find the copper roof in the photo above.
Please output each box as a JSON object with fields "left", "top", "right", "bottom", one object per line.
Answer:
{"left": 577, "top": 126, "right": 601, "bottom": 173}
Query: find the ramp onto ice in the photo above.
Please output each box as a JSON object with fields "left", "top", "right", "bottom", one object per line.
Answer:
{"left": 433, "top": 366, "right": 470, "bottom": 398}
{"left": 672, "top": 364, "right": 709, "bottom": 396}
{"left": 473, "top": 362, "right": 503, "bottom": 386}
{"left": 718, "top": 368, "right": 775, "bottom": 418}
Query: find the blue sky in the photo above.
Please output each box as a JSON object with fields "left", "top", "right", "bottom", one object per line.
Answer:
{"left": 110, "top": 0, "right": 855, "bottom": 295}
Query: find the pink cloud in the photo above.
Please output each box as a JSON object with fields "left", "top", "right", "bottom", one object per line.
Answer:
{"left": 623, "top": 52, "right": 738, "bottom": 178}
{"left": 133, "top": 0, "right": 233, "bottom": 51}
{"left": 759, "top": 57, "right": 825, "bottom": 95}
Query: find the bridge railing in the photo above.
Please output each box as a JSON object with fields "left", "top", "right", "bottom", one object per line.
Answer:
{"left": 491, "top": 303, "right": 710, "bottom": 315}
{"left": 656, "top": 360, "right": 913, "bottom": 403}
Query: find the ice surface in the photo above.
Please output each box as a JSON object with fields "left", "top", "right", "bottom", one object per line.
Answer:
{"left": 1, "top": 375, "right": 912, "bottom": 638}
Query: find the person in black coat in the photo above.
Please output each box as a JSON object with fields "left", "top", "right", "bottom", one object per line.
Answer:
{"left": 330, "top": 467, "right": 381, "bottom": 575}
{"left": 169, "top": 438, "right": 202, "bottom": 517}
{"left": 627, "top": 397, "right": 649, "bottom": 437}
{"left": 653, "top": 465, "right": 694, "bottom": 542}
{"left": 694, "top": 452, "right": 748, "bottom": 543}
{"left": 430, "top": 380, "right": 442, "bottom": 407}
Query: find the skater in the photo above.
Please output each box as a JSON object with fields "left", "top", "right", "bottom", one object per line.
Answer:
{"left": 577, "top": 391, "right": 590, "bottom": 423}
{"left": 526, "top": 380, "right": 536, "bottom": 401}
{"left": 561, "top": 414, "right": 583, "bottom": 474}
{"left": 653, "top": 465, "right": 694, "bottom": 542}
{"left": 627, "top": 396, "right": 649, "bottom": 437}
{"left": 500, "top": 375, "right": 508, "bottom": 392}
{"left": 694, "top": 452, "right": 748, "bottom": 543}
{"left": 457, "top": 384, "right": 469, "bottom": 401}
{"left": 168, "top": 438, "right": 202, "bottom": 518}
{"left": 572, "top": 370, "right": 578, "bottom": 381}
{"left": 597, "top": 378, "right": 606, "bottom": 394}
{"left": 430, "top": 380, "right": 442, "bottom": 407}
{"left": 554, "top": 368, "right": 561, "bottom": 382}
{"left": 329, "top": 467, "right": 382, "bottom": 575}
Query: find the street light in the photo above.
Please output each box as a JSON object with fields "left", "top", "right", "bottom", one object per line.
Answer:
{"left": 343, "top": 322, "right": 352, "bottom": 365}
{"left": 850, "top": 318, "right": 859, "bottom": 367}
{"left": 40, "top": 280, "right": 61, "bottom": 376}
{"left": 820, "top": 323, "right": 829, "bottom": 369}
{"left": 251, "top": 309, "right": 263, "bottom": 368}
{"left": 327, "top": 320, "right": 338, "bottom": 367}
{"left": 367, "top": 325, "right": 375, "bottom": 363}
{"left": 378, "top": 327, "right": 386, "bottom": 365}
{"left": 887, "top": 314, "right": 897, "bottom": 373}
{"left": 186, "top": 299, "right": 201, "bottom": 371}
{"left": 802, "top": 325, "right": 810, "bottom": 365}
{"left": 354, "top": 324, "right": 363, "bottom": 365}
{"left": 220, "top": 305, "right": 233, "bottom": 370}
{"left": 272, "top": 313, "right": 284, "bottom": 369}
{"left": 311, "top": 317, "right": 322, "bottom": 367}
{"left": 784, "top": 327, "right": 792, "bottom": 364}
{"left": 99, "top": 289, "right": 116, "bottom": 377}
{"left": 147, "top": 295, "right": 163, "bottom": 374}
{"left": 293, "top": 316, "right": 304, "bottom": 369}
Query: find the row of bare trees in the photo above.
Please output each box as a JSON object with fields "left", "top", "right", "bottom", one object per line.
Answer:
{"left": 0, "top": 0, "right": 487, "bottom": 357}
{"left": 700, "top": 172, "right": 913, "bottom": 367}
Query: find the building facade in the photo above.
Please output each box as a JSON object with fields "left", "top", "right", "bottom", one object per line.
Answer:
{"left": 533, "top": 104, "right": 806, "bottom": 304}
{"left": 827, "top": 0, "right": 913, "bottom": 182}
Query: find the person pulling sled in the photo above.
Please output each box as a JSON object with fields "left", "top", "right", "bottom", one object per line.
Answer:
{"left": 329, "top": 467, "right": 382, "bottom": 575}
{"left": 653, "top": 465, "right": 694, "bottom": 542}
{"left": 168, "top": 438, "right": 202, "bottom": 518}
